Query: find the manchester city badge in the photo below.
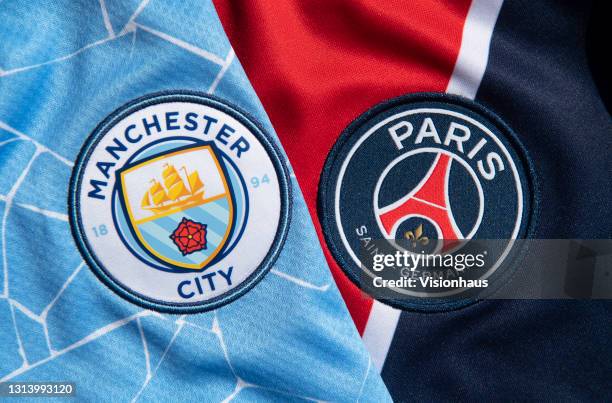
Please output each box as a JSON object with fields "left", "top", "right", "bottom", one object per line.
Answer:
{"left": 69, "top": 91, "right": 291, "bottom": 313}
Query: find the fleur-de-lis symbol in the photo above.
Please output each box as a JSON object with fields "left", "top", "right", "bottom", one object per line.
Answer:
{"left": 404, "top": 224, "right": 429, "bottom": 248}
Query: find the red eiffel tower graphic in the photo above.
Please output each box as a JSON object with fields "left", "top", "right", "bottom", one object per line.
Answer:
{"left": 378, "top": 153, "right": 462, "bottom": 244}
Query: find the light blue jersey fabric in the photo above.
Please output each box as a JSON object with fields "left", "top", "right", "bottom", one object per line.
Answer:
{"left": 0, "top": 1, "right": 391, "bottom": 401}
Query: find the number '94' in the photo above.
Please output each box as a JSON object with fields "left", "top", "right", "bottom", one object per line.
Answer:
{"left": 250, "top": 174, "right": 270, "bottom": 188}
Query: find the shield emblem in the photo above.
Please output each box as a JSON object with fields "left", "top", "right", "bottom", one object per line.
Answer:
{"left": 117, "top": 144, "right": 235, "bottom": 270}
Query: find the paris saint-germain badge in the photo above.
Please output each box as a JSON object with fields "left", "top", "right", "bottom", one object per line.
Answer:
{"left": 318, "top": 93, "right": 537, "bottom": 311}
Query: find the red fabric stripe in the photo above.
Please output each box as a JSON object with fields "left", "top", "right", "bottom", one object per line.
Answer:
{"left": 214, "top": 0, "right": 471, "bottom": 334}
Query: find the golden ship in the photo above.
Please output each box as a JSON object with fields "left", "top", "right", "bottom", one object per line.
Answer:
{"left": 141, "top": 163, "right": 205, "bottom": 214}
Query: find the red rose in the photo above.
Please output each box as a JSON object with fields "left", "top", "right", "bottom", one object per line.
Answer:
{"left": 170, "top": 218, "right": 207, "bottom": 255}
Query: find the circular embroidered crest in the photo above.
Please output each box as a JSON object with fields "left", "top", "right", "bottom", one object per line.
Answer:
{"left": 70, "top": 91, "right": 291, "bottom": 313}
{"left": 318, "top": 93, "right": 536, "bottom": 311}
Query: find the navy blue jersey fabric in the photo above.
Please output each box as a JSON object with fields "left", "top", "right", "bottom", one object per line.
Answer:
{"left": 477, "top": 0, "right": 612, "bottom": 239}
{"left": 586, "top": 1, "right": 611, "bottom": 115}
{"left": 382, "top": 1, "right": 612, "bottom": 401}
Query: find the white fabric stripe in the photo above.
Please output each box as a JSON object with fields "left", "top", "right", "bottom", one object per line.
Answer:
{"left": 361, "top": 0, "right": 504, "bottom": 373}
{"left": 446, "top": 0, "right": 504, "bottom": 99}
{"left": 98, "top": 0, "right": 115, "bottom": 38}
{"left": 362, "top": 300, "right": 401, "bottom": 372}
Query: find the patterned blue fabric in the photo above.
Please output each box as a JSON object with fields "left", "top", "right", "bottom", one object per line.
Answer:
{"left": 0, "top": 1, "right": 391, "bottom": 401}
